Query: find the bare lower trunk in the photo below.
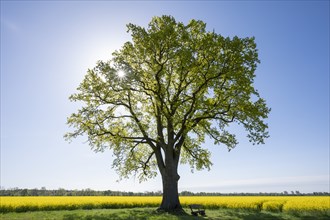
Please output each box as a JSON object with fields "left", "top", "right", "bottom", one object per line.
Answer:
{"left": 154, "top": 126, "right": 184, "bottom": 213}
{"left": 159, "top": 165, "right": 182, "bottom": 212}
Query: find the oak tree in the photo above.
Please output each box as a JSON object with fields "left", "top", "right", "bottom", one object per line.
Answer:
{"left": 65, "top": 15, "right": 270, "bottom": 212}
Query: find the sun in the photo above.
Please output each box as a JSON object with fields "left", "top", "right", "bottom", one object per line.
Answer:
{"left": 117, "top": 70, "right": 126, "bottom": 78}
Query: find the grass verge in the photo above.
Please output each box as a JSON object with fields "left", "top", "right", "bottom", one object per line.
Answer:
{"left": 1, "top": 208, "right": 330, "bottom": 220}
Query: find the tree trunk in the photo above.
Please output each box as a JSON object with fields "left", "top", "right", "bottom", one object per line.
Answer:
{"left": 155, "top": 120, "right": 183, "bottom": 213}
{"left": 158, "top": 163, "right": 182, "bottom": 212}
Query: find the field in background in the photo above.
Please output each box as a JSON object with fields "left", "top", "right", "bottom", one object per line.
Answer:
{"left": 1, "top": 196, "right": 329, "bottom": 215}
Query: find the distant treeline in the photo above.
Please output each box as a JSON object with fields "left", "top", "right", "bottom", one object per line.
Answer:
{"left": 0, "top": 188, "right": 153, "bottom": 197}
{"left": 180, "top": 191, "right": 330, "bottom": 196}
{"left": 0, "top": 188, "right": 329, "bottom": 197}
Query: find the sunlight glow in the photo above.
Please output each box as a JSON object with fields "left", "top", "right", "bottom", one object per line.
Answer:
{"left": 117, "top": 70, "right": 126, "bottom": 78}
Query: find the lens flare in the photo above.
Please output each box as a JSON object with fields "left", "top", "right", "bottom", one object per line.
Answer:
{"left": 117, "top": 70, "right": 125, "bottom": 78}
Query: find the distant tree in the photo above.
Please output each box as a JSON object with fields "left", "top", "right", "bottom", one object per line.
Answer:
{"left": 65, "top": 15, "right": 270, "bottom": 212}
{"left": 57, "top": 188, "right": 66, "bottom": 196}
{"left": 180, "top": 191, "right": 194, "bottom": 196}
{"left": 21, "top": 189, "right": 28, "bottom": 196}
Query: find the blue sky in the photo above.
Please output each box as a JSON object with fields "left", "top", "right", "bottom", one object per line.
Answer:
{"left": 1, "top": 1, "right": 329, "bottom": 193}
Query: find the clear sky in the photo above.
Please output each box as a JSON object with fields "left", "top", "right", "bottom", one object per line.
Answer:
{"left": 1, "top": 1, "right": 329, "bottom": 193}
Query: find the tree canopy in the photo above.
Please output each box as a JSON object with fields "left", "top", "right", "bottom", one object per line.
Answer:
{"left": 65, "top": 15, "right": 270, "bottom": 184}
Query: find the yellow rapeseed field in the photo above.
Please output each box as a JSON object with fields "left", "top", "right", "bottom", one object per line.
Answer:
{"left": 0, "top": 196, "right": 329, "bottom": 214}
{"left": 0, "top": 196, "right": 161, "bottom": 213}
{"left": 180, "top": 196, "right": 330, "bottom": 213}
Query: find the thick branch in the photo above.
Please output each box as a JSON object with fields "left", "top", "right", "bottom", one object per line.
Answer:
{"left": 154, "top": 146, "right": 165, "bottom": 175}
{"left": 127, "top": 92, "right": 157, "bottom": 149}
{"left": 140, "top": 151, "right": 155, "bottom": 176}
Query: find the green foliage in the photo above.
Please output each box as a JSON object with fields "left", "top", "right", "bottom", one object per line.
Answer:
{"left": 65, "top": 15, "right": 270, "bottom": 181}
